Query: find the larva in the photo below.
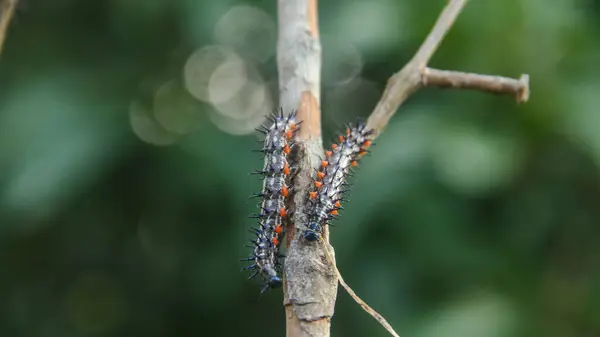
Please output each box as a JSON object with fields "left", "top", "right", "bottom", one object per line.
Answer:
{"left": 304, "top": 121, "right": 373, "bottom": 241}
{"left": 242, "top": 109, "right": 297, "bottom": 293}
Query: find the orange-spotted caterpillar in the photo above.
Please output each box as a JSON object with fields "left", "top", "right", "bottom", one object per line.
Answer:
{"left": 242, "top": 109, "right": 298, "bottom": 294}
{"left": 305, "top": 121, "right": 373, "bottom": 241}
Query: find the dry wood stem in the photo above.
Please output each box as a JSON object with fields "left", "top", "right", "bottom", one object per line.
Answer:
{"left": 278, "top": 1, "right": 336, "bottom": 336}
{"left": 423, "top": 68, "right": 530, "bottom": 103}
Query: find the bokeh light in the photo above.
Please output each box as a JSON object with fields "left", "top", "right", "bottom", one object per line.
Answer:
{"left": 129, "top": 99, "right": 180, "bottom": 146}
{"left": 213, "top": 5, "right": 276, "bottom": 63}
{"left": 183, "top": 45, "right": 241, "bottom": 103}
{"left": 153, "top": 79, "right": 205, "bottom": 135}
{"left": 321, "top": 35, "right": 364, "bottom": 86}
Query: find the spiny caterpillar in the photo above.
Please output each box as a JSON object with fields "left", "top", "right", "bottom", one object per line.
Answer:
{"left": 242, "top": 109, "right": 298, "bottom": 294}
{"left": 304, "top": 121, "right": 373, "bottom": 241}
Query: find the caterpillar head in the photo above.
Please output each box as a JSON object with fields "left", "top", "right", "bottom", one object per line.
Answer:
{"left": 260, "top": 274, "right": 282, "bottom": 294}
{"left": 268, "top": 275, "right": 282, "bottom": 288}
{"left": 304, "top": 223, "right": 320, "bottom": 241}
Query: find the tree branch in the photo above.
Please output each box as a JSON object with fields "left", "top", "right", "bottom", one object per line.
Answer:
{"left": 423, "top": 68, "right": 530, "bottom": 103}
{"left": 0, "top": 0, "right": 17, "bottom": 58}
{"left": 413, "top": 0, "right": 467, "bottom": 67}
{"left": 278, "top": 0, "right": 530, "bottom": 336}
{"left": 277, "top": 1, "right": 337, "bottom": 337}
{"left": 366, "top": 0, "right": 530, "bottom": 138}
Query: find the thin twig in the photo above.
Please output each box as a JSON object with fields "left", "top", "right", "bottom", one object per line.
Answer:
{"left": 319, "top": 238, "right": 401, "bottom": 337}
{"left": 412, "top": 0, "right": 467, "bottom": 68}
{"left": 0, "top": 0, "right": 17, "bottom": 57}
{"left": 423, "top": 68, "right": 530, "bottom": 103}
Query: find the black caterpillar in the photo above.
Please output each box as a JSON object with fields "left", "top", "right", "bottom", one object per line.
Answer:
{"left": 242, "top": 109, "right": 298, "bottom": 293}
{"left": 304, "top": 121, "right": 373, "bottom": 241}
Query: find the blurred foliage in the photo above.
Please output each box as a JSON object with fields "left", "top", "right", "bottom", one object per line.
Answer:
{"left": 1, "top": 0, "right": 599, "bottom": 336}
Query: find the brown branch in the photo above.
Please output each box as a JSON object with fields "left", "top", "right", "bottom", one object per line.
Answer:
{"left": 423, "top": 68, "right": 530, "bottom": 103}
{"left": 412, "top": 0, "right": 467, "bottom": 67}
{"left": 278, "top": 1, "right": 337, "bottom": 337}
{"left": 366, "top": 0, "right": 530, "bottom": 138}
{"left": 0, "top": 0, "right": 17, "bottom": 57}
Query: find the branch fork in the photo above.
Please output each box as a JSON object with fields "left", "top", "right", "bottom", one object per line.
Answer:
{"left": 276, "top": 0, "right": 530, "bottom": 336}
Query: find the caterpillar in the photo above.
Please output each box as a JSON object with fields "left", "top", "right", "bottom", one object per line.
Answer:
{"left": 242, "top": 109, "right": 298, "bottom": 294}
{"left": 304, "top": 121, "right": 373, "bottom": 241}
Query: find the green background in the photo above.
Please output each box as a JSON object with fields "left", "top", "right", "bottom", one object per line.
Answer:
{"left": 1, "top": 0, "right": 599, "bottom": 336}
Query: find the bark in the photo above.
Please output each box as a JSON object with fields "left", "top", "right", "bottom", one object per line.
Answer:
{"left": 277, "top": 1, "right": 338, "bottom": 336}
